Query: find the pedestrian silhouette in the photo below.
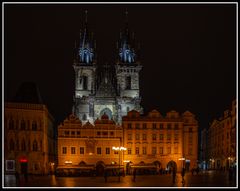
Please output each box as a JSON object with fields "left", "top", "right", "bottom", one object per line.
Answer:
{"left": 181, "top": 168, "right": 185, "bottom": 184}
{"left": 172, "top": 167, "right": 176, "bottom": 183}
{"left": 104, "top": 170, "right": 108, "bottom": 183}
{"left": 133, "top": 169, "right": 136, "bottom": 182}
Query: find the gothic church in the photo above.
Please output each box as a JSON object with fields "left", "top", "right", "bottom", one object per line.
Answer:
{"left": 72, "top": 12, "right": 143, "bottom": 124}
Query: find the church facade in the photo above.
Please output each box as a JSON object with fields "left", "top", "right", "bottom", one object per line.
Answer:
{"left": 72, "top": 12, "right": 143, "bottom": 125}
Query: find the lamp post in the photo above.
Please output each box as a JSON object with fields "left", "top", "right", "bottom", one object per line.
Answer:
{"left": 179, "top": 157, "right": 185, "bottom": 183}
{"left": 112, "top": 146, "right": 126, "bottom": 182}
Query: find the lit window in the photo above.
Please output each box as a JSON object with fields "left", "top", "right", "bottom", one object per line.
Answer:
{"left": 71, "top": 147, "right": 76, "bottom": 154}
{"left": 136, "top": 147, "right": 139, "bottom": 155}
{"left": 80, "top": 147, "right": 84, "bottom": 154}
{"left": 143, "top": 147, "right": 147, "bottom": 155}
{"left": 128, "top": 148, "right": 132, "bottom": 155}
{"left": 106, "top": 147, "right": 110, "bottom": 155}
{"left": 152, "top": 147, "right": 157, "bottom": 155}
{"left": 62, "top": 147, "right": 67, "bottom": 154}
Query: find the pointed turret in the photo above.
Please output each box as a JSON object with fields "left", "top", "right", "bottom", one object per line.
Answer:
{"left": 117, "top": 10, "right": 137, "bottom": 64}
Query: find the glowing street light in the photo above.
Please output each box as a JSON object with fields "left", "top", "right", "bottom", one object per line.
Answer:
{"left": 112, "top": 146, "right": 126, "bottom": 182}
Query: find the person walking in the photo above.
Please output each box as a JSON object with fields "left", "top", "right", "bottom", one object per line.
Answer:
{"left": 133, "top": 169, "right": 136, "bottom": 182}
{"left": 172, "top": 167, "right": 177, "bottom": 183}
{"left": 181, "top": 167, "right": 185, "bottom": 184}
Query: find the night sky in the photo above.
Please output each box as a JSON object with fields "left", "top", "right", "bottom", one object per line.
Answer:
{"left": 4, "top": 3, "right": 237, "bottom": 130}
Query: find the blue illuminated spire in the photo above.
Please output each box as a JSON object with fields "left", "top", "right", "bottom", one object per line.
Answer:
{"left": 78, "top": 10, "right": 95, "bottom": 64}
{"left": 118, "top": 10, "right": 136, "bottom": 64}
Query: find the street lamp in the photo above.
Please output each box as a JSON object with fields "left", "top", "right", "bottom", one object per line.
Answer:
{"left": 112, "top": 146, "right": 127, "bottom": 182}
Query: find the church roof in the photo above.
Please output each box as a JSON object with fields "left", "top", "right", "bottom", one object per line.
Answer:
{"left": 12, "top": 82, "right": 44, "bottom": 104}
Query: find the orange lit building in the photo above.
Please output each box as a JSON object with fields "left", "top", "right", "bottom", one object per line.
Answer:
{"left": 4, "top": 83, "right": 55, "bottom": 175}
{"left": 57, "top": 109, "right": 198, "bottom": 174}
{"left": 57, "top": 113, "right": 123, "bottom": 176}
{"left": 205, "top": 99, "right": 237, "bottom": 169}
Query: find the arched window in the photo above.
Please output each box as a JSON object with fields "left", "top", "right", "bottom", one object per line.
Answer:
{"left": 125, "top": 76, "right": 131, "bottom": 90}
{"left": 21, "top": 139, "right": 26, "bottom": 151}
{"left": 20, "top": 120, "right": 26, "bottom": 130}
{"left": 9, "top": 118, "right": 14, "bottom": 130}
{"left": 82, "top": 114, "right": 87, "bottom": 121}
{"left": 9, "top": 139, "right": 14, "bottom": 151}
{"left": 33, "top": 140, "right": 38, "bottom": 151}
{"left": 32, "top": 121, "right": 37, "bottom": 131}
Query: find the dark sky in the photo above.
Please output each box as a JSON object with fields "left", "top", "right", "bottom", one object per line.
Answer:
{"left": 4, "top": 3, "right": 237, "bottom": 130}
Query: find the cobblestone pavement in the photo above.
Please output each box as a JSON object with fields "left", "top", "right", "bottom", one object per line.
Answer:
{"left": 3, "top": 170, "right": 237, "bottom": 188}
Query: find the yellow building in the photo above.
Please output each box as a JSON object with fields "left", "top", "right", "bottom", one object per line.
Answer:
{"left": 57, "top": 113, "right": 123, "bottom": 176}
{"left": 122, "top": 110, "right": 198, "bottom": 173}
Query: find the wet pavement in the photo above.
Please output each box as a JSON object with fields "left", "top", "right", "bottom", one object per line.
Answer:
{"left": 3, "top": 170, "right": 237, "bottom": 188}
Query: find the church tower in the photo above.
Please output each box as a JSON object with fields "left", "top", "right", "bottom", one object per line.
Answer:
{"left": 115, "top": 11, "right": 143, "bottom": 121}
{"left": 73, "top": 11, "right": 97, "bottom": 123}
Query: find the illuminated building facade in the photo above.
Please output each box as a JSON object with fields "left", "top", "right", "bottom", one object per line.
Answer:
{"left": 4, "top": 83, "right": 55, "bottom": 175}
{"left": 122, "top": 110, "right": 198, "bottom": 172}
{"left": 72, "top": 11, "right": 143, "bottom": 125}
{"left": 57, "top": 113, "right": 123, "bottom": 175}
{"left": 203, "top": 99, "right": 236, "bottom": 170}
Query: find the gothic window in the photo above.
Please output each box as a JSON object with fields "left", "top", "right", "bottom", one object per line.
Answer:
{"left": 32, "top": 121, "right": 37, "bottom": 131}
{"left": 125, "top": 76, "right": 131, "bottom": 90}
{"left": 33, "top": 140, "right": 38, "bottom": 151}
{"left": 83, "top": 76, "right": 88, "bottom": 90}
{"left": 9, "top": 118, "right": 14, "bottom": 130}
{"left": 21, "top": 139, "right": 26, "bottom": 151}
{"left": 9, "top": 139, "right": 14, "bottom": 151}
{"left": 20, "top": 120, "right": 26, "bottom": 130}
{"left": 82, "top": 114, "right": 87, "bottom": 121}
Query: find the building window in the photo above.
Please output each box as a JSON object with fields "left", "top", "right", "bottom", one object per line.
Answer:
{"left": 152, "top": 147, "right": 157, "bottom": 155}
{"left": 174, "top": 134, "right": 178, "bottom": 141}
{"left": 174, "top": 146, "right": 178, "bottom": 154}
{"left": 97, "top": 147, "right": 101, "bottom": 154}
{"left": 167, "top": 147, "right": 171, "bottom": 154}
{"left": 189, "top": 147, "right": 192, "bottom": 155}
{"left": 159, "top": 134, "right": 164, "bottom": 141}
{"left": 110, "top": 131, "right": 114, "bottom": 136}
{"left": 127, "top": 123, "right": 132, "bottom": 129}
{"left": 142, "top": 134, "right": 147, "bottom": 140}
{"left": 136, "top": 134, "right": 140, "bottom": 140}
{"left": 114, "top": 150, "right": 118, "bottom": 154}
{"left": 142, "top": 123, "right": 147, "bottom": 129}
{"left": 152, "top": 134, "right": 157, "bottom": 141}
{"left": 174, "top": 123, "right": 179, "bottom": 130}
{"left": 136, "top": 147, "right": 139, "bottom": 155}
{"left": 159, "top": 123, "right": 164, "bottom": 129}
{"left": 9, "top": 139, "right": 14, "bottom": 151}
{"left": 189, "top": 127, "right": 193, "bottom": 132}
{"left": 80, "top": 147, "right": 84, "bottom": 154}
{"left": 71, "top": 147, "right": 76, "bottom": 154}
{"left": 65, "top": 131, "right": 70, "bottom": 136}
{"left": 143, "top": 147, "right": 147, "bottom": 155}
{"left": 77, "top": 131, "right": 80, "bottom": 136}
{"left": 20, "top": 120, "right": 26, "bottom": 130}
{"left": 125, "top": 76, "right": 131, "bottom": 90}
{"left": 167, "top": 123, "right": 171, "bottom": 130}
{"left": 128, "top": 134, "right": 132, "bottom": 140}
{"left": 135, "top": 123, "right": 140, "bottom": 129}
{"left": 71, "top": 131, "right": 75, "bottom": 136}
{"left": 9, "top": 119, "right": 14, "bottom": 130}
{"left": 167, "top": 134, "right": 171, "bottom": 141}
{"left": 21, "top": 140, "right": 26, "bottom": 151}
{"left": 33, "top": 140, "right": 38, "bottom": 151}
{"left": 83, "top": 76, "right": 88, "bottom": 90}
{"left": 152, "top": 123, "right": 157, "bottom": 129}
{"left": 62, "top": 147, "right": 67, "bottom": 154}
{"left": 97, "top": 131, "right": 101, "bottom": 136}
{"left": 103, "top": 132, "right": 108, "bottom": 136}
{"left": 32, "top": 121, "right": 37, "bottom": 131}
{"left": 128, "top": 148, "right": 132, "bottom": 155}
{"left": 159, "top": 147, "right": 163, "bottom": 154}
{"left": 106, "top": 147, "right": 110, "bottom": 155}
